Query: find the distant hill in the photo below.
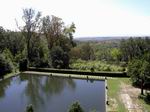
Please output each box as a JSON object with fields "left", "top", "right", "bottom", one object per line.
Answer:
{"left": 74, "top": 37, "right": 130, "bottom": 42}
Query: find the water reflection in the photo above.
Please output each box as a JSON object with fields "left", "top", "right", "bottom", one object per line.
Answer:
{"left": 0, "top": 74, "right": 105, "bottom": 112}
{"left": 20, "top": 75, "right": 76, "bottom": 108}
{"left": 0, "top": 78, "right": 11, "bottom": 98}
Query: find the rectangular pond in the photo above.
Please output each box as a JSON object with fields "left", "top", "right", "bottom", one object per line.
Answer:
{"left": 0, "top": 74, "right": 105, "bottom": 112}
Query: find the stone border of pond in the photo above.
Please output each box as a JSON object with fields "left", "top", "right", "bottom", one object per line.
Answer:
{"left": 105, "top": 77, "right": 108, "bottom": 112}
{"left": 22, "top": 71, "right": 106, "bottom": 81}
{"left": 28, "top": 67, "right": 128, "bottom": 78}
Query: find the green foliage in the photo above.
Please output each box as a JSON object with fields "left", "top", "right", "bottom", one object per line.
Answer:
{"left": 127, "top": 59, "right": 142, "bottom": 84}
{"left": 111, "top": 48, "right": 122, "bottom": 61}
{"left": 19, "top": 58, "right": 28, "bottom": 71}
{"left": 50, "top": 46, "right": 70, "bottom": 69}
{"left": 26, "top": 104, "right": 34, "bottom": 112}
{"left": 19, "top": 8, "right": 42, "bottom": 62}
{"left": 29, "top": 37, "right": 50, "bottom": 67}
{"left": 145, "top": 93, "right": 150, "bottom": 103}
{"left": 14, "top": 49, "right": 26, "bottom": 63}
{"left": 70, "top": 43, "right": 95, "bottom": 60}
{"left": 91, "top": 40, "right": 120, "bottom": 61}
{"left": 0, "top": 26, "right": 6, "bottom": 52}
{"left": 127, "top": 59, "right": 150, "bottom": 84}
{"left": 70, "top": 59, "right": 124, "bottom": 72}
{"left": 0, "top": 54, "right": 13, "bottom": 76}
{"left": 5, "top": 31, "right": 25, "bottom": 57}
{"left": 50, "top": 46, "right": 64, "bottom": 68}
{"left": 42, "top": 15, "right": 76, "bottom": 68}
{"left": 120, "top": 37, "right": 150, "bottom": 61}
{"left": 68, "top": 101, "right": 84, "bottom": 112}
{"left": 127, "top": 58, "right": 150, "bottom": 94}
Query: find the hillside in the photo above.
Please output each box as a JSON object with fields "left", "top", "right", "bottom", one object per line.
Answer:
{"left": 75, "top": 36, "right": 129, "bottom": 42}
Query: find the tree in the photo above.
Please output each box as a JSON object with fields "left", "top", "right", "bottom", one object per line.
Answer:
{"left": 29, "top": 36, "right": 49, "bottom": 67}
{"left": 0, "top": 54, "right": 13, "bottom": 76}
{"left": 127, "top": 59, "right": 150, "bottom": 95}
{"left": 50, "top": 46, "right": 70, "bottom": 69}
{"left": 0, "top": 26, "right": 6, "bottom": 52}
{"left": 42, "top": 15, "right": 76, "bottom": 68}
{"left": 140, "top": 61, "right": 150, "bottom": 95}
{"left": 5, "top": 31, "right": 25, "bottom": 57}
{"left": 111, "top": 48, "right": 122, "bottom": 61}
{"left": 17, "top": 8, "right": 42, "bottom": 62}
{"left": 69, "top": 47, "right": 82, "bottom": 60}
{"left": 42, "top": 15, "right": 64, "bottom": 50}
{"left": 80, "top": 43, "right": 95, "bottom": 60}
{"left": 42, "top": 15, "right": 76, "bottom": 51}
{"left": 120, "top": 37, "right": 150, "bottom": 61}
{"left": 50, "top": 46, "right": 64, "bottom": 68}
{"left": 68, "top": 101, "right": 84, "bottom": 112}
{"left": 63, "top": 22, "right": 76, "bottom": 47}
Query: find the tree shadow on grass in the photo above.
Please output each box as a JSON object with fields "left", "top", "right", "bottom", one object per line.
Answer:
{"left": 144, "top": 93, "right": 150, "bottom": 105}
{"left": 138, "top": 92, "right": 150, "bottom": 105}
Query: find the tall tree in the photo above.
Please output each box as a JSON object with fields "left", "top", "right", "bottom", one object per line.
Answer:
{"left": 63, "top": 23, "right": 76, "bottom": 47}
{"left": 17, "top": 8, "right": 42, "bottom": 61}
{"left": 127, "top": 59, "right": 150, "bottom": 95}
{"left": 42, "top": 15, "right": 76, "bottom": 68}
{"left": 80, "top": 43, "right": 95, "bottom": 60}
{"left": 42, "top": 15, "right": 64, "bottom": 50}
{"left": 120, "top": 37, "right": 150, "bottom": 61}
{"left": 0, "top": 26, "right": 6, "bottom": 52}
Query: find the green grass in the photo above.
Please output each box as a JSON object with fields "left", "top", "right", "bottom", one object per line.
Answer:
{"left": 107, "top": 78, "right": 129, "bottom": 112}
{"left": 139, "top": 94, "right": 150, "bottom": 111}
{"left": 107, "top": 78, "right": 150, "bottom": 112}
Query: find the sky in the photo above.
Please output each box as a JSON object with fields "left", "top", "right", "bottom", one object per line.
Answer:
{"left": 0, "top": 0, "right": 150, "bottom": 37}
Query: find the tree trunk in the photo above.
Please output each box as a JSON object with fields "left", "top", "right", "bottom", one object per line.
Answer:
{"left": 141, "top": 79, "right": 144, "bottom": 95}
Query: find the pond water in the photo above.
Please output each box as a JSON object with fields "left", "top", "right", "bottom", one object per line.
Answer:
{"left": 0, "top": 74, "right": 105, "bottom": 112}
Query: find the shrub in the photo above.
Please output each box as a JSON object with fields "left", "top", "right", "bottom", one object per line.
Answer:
{"left": 70, "top": 60, "right": 124, "bottom": 72}
{"left": 50, "top": 46, "right": 70, "bottom": 69}
{"left": 145, "top": 93, "right": 150, "bottom": 103}
{"left": 68, "top": 101, "right": 84, "bottom": 112}
{"left": 26, "top": 104, "right": 34, "bottom": 112}
{"left": 19, "top": 58, "right": 28, "bottom": 71}
{"left": 0, "top": 54, "right": 13, "bottom": 76}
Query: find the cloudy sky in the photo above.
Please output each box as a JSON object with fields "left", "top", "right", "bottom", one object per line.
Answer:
{"left": 0, "top": 0, "right": 150, "bottom": 37}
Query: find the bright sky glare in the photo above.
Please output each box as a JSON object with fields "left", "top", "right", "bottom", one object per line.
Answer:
{"left": 0, "top": 0, "right": 150, "bottom": 37}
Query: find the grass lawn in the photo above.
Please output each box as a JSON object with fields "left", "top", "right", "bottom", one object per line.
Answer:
{"left": 107, "top": 77, "right": 150, "bottom": 112}
{"left": 107, "top": 78, "right": 129, "bottom": 112}
{"left": 139, "top": 94, "right": 150, "bottom": 112}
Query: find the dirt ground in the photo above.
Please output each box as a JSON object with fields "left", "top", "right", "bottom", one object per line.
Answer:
{"left": 119, "top": 82, "right": 144, "bottom": 112}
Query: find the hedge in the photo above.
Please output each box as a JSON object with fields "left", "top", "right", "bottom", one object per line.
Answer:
{"left": 28, "top": 67, "right": 128, "bottom": 77}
